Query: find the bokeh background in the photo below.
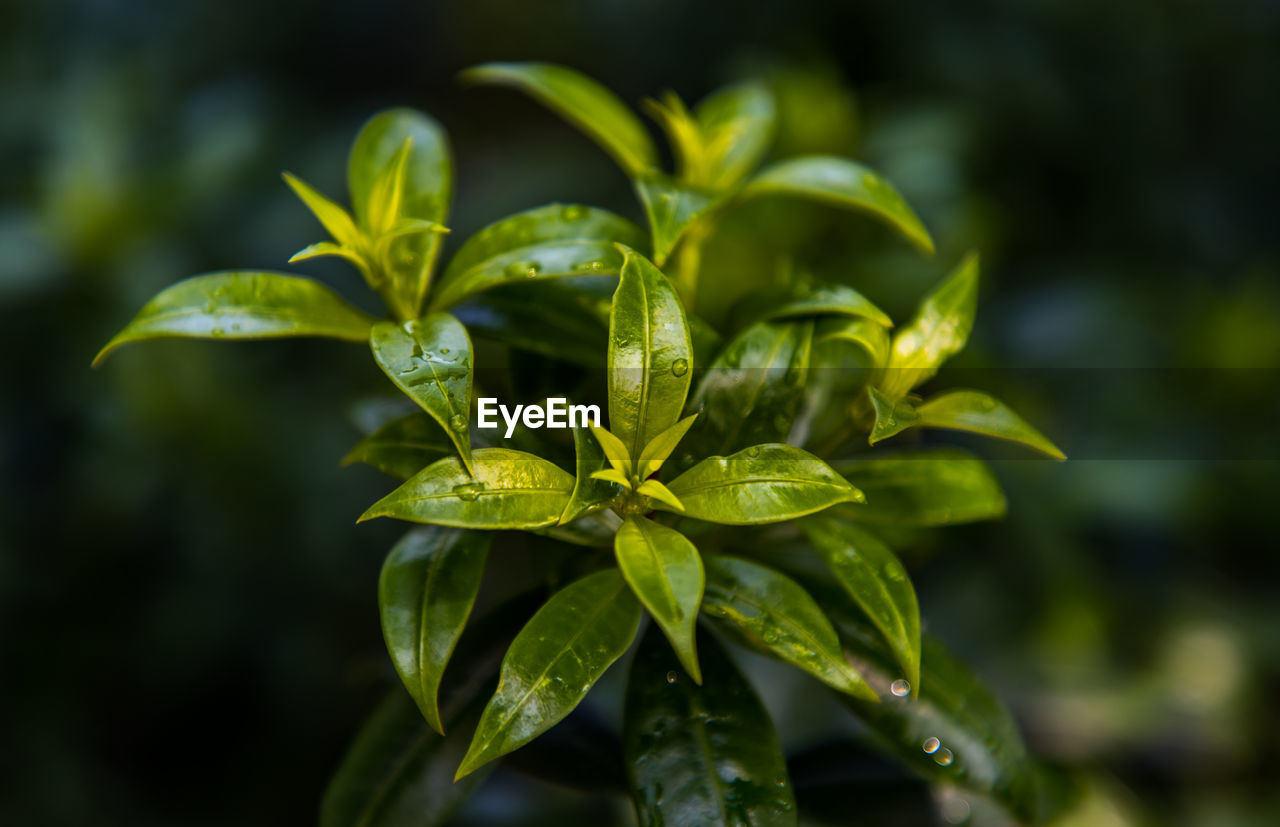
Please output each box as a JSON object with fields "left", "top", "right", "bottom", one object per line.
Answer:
{"left": 3, "top": 1, "right": 1279, "bottom": 824}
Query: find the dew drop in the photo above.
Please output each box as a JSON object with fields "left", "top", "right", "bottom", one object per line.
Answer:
{"left": 452, "top": 482, "right": 484, "bottom": 502}
{"left": 882, "top": 563, "right": 906, "bottom": 582}
{"left": 670, "top": 358, "right": 689, "bottom": 377}
{"left": 933, "top": 748, "right": 954, "bottom": 767}
{"left": 439, "top": 347, "right": 449, "bottom": 355}
{"left": 560, "top": 204, "right": 587, "bottom": 221}
{"left": 745, "top": 446, "right": 761, "bottom": 458}
{"left": 210, "top": 327, "right": 223, "bottom": 337}
{"left": 504, "top": 261, "right": 538, "bottom": 279}
{"left": 861, "top": 172, "right": 879, "bottom": 189}
{"left": 922, "top": 736, "right": 941, "bottom": 754}
{"left": 665, "top": 671, "right": 677, "bottom": 684}
{"left": 449, "top": 414, "right": 467, "bottom": 432}
{"left": 890, "top": 679, "right": 912, "bottom": 697}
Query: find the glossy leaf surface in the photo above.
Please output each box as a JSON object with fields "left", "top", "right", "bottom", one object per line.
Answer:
{"left": 694, "top": 82, "right": 776, "bottom": 190}
{"left": 687, "top": 320, "right": 813, "bottom": 456}
{"left": 430, "top": 203, "right": 644, "bottom": 310}
{"left": 369, "top": 315, "right": 473, "bottom": 472}
{"left": 462, "top": 62, "right": 657, "bottom": 177}
{"left": 453, "top": 276, "right": 612, "bottom": 365}
{"left": 868, "top": 386, "right": 921, "bottom": 445}
{"left": 665, "top": 444, "right": 863, "bottom": 525}
{"left": 701, "top": 555, "right": 876, "bottom": 700}
{"left": 801, "top": 518, "right": 920, "bottom": 693}
{"left": 93, "top": 272, "right": 374, "bottom": 365}
{"left": 834, "top": 449, "right": 1006, "bottom": 526}
{"left": 608, "top": 247, "right": 694, "bottom": 459}
{"left": 634, "top": 173, "right": 718, "bottom": 266}
{"left": 560, "top": 426, "right": 620, "bottom": 524}
{"left": 456, "top": 569, "right": 641, "bottom": 778}
{"left": 743, "top": 156, "right": 934, "bottom": 255}
{"left": 636, "top": 479, "right": 685, "bottom": 513}
{"left": 359, "top": 448, "right": 574, "bottom": 530}
{"left": 880, "top": 252, "right": 979, "bottom": 398}
{"left": 635, "top": 413, "right": 698, "bottom": 479}
{"left": 380, "top": 527, "right": 491, "bottom": 734}
{"left": 348, "top": 108, "right": 453, "bottom": 317}
{"left": 744, "top": 281, "right": 893, "bottom": 328}
{"left": 615, "top": 517, "right": 704, "bottom": 682}
{"left": 815, "top": 316, "right": 891, "bottom": 368}
{"left": 625, "top": 627, "right": 796, "bottom": 827}
{"left": 282, "top": 172, "right": 360, "bottom": 247}
{"left": 342, "top": 412, "right": 452, "bottom": 481}
{"left": 916, "top": 390, "right": 1066, "bottom": 459}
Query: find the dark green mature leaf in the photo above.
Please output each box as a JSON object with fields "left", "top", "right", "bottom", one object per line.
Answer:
{"left": 916, "top": 390, "right": 1066, "bottom": 459}
{"left": 359, "top": 448, "right": 574, "bottom": 529}
{"left": 694, "top": 82, "right": 776, "bottom": 190}
{"left": 816, "top": 592, "right": 1078, "bottom": 824}
{"left": 93, "top": 272, "right": 374, "bottom": 365}
{"left": 742, "top": 156, "right": 934, "bottom": 255}
{"left": 879, "top": 252, "right": 979, "bottom": 398}
{"left": 615, "top": 517, "right": 704, "bottom": 682}
{"left": 430, "top": 203, "right": 644, "bottom": 311}
{"left": 369, "top": 315, "right": 473, "bottom": 473}
{"left": 342, "top": 412, "right": 452, "bottom": 481}
{"left": 608, "top": 246, "right": 694, "bottom": 459}
{"left": 456, "top": 569, "right": 642, "bottom": 778}
{"left": 867, "top": 386, "right": 920, "bottom": 445}
{"left": 454, "top": 275, "right": 612, "bottom": 365}
{"left": 743, "top": 281, "right": 893, "bottom": 328}
{"left": 800, "top": 518, "right": 920, "bottom": 693}
{"left": 559, "top": 426, "right": 620, "bottom": 525}
{"left": 380, "top": 527, "right": 491, "bottom": 734}
{"left": 319, "top": 688, "right": 489, "bottom": 827}
{"left": 664, "top": 444, "right": 863, "bottom": 524}
{"left": 687, "top": 320, "right": 813, "bottom": 456}
{"left": 461, "top": 62, "right": 658, "bottom": 177}
{"left": 834, "top": 449, "right": 1006, "bottom": 526}
{"left": 348, "top": 108, "right": 453, "bottom": 318}
{"left": 625, "top": 627, "right": 796, "bottom": 827}
{"left": 634, "top": 173, "right": 718, "bottom": 266}
{"left": 701, "top": 555, "right": 876, "bottom": 700}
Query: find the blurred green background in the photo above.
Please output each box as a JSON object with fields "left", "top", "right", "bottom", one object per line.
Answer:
{"left": 3, "top": 1, "right": 1279, "bottom": 824}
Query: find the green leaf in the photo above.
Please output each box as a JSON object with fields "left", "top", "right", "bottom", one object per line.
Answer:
{"left": 590, "top": 468, "right": 633, "bottom": 489}
{"left": 867, "top": 386, "right": 920, "bottom": 445}
{"left": 743, "top": 156, "right": 934, "bottom": 255}
{"left": 636, "top": 478, "right": 685, "bottom": 513}
{"left": 800, "top": 518, "right": 920, "bottom": 694}
{"left": 559, "top": 426, "right": 621, "bottom": 525}
{"left": 369, "top": 314, "right": 473, "bottom": 473}
{"left": 342, "top": 412, "right": 453, "bottom": 481}
{"left": 461, "top": 62, "right": 657, "bottom": 177}
{"left": 701, "top": 555, "right": 876, "bottom": 700}
{"left": 833, "top": 448, "right": 1006, "bottom": 526}
{"left": 608, "top": 246, "right": 694, "bottom": 460}
{"left": 615, "top": 517, "right": 704, "bottom": 682}
{"left": 694, "top": 81, "right": 777, "bottom": 190}
{"left": 815, "top": 316, "right": 891, "bottom": 368}
{"left": 288, "top": 241, "right": 372, "bottom": 282}
{"left": 380, "top": 527, "right": 491, "bottom": 734}
{"left": 879, "top": 252, "right": 979, "bottom": 398}
{"left": 750, "top": 281, "right": 893, "bottom": 328}
{"left": 93, "top": 272, "right": 375, "bottom": 366}
{"left": 281, "top": 172, "right": 361, "bottom": 247}
{"left": 664, "top": 444, "right": 862, "bottom": 525}
{"left": 636, "top": 413, "right": 698, "bottom": 479}
{"left": 430, "top": 203, "right": 645, "bottom": 311}
{"left": 590, "top": 425, "right": 633, "bottom": 476}
{"left": 687, "top": 320, "right": 813, "bottom": 456}
{"left": 365, "top": 138, "right": 413, "bottom": 238}
{"left": 643, "top": 91, "right": 705, "bottom": 182}
{"left": 319, "top": 688, "right": 490, "bottom": 827}
{"left": 359, "top": 448, "right": 574, "bottom": 530}
{"left": 456, "top": 568, "right": 642, "bottom": 778}
{"left": 453, "top": 276, "right": 611, "bottom": 366}
{"left": 624, "top": 626, "right": 796, "bottom": 827}
{"left": 634, "top": 172, "right": 718, "bottom": 266}
{"left": 348, "top": 108, "right": 453, "bottom": 317}
{"left": 916, "top": 390, "right": 1066, "bottom": 459}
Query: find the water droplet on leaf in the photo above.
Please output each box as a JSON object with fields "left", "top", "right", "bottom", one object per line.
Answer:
{"left": 922, "top": 736, "right": 941, "bottom": 754}
{"left": 670, "top": 358, "right": 689, "bottom": 377}
{"left": 933, "top": 748, "right": 954, "bottom": 767}
{"left": 449, "top": 414, "right": 467, "bottom": 432}
{"left": 665, "top": 671, "right": 677, "bottom": 684}
{"left": 452, "top": 482, "right": 484, "bottom": 502}
{"left": 560, "top": 204, "right": 587, "bottom": 221}
{"left": 890, "top": 679, "right": 911, "bottom": 697}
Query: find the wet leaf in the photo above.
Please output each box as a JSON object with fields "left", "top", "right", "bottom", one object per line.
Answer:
{"left": 379, "top": 527, "right": 491, "bottom": 734}
{"left": 452, "top": 275, "right": 612, "bottom": 366}
{"left": 615, "top": 517, "right": 704, "bottom": 681}
{"left": 461, "top": 62, "right": 657, "bottom": 177}
{"left": 833, "top": 448, "right": 1006, "bottom": 526}
{"left": 694, "top": 81, "right": 776, "bottom": 190}
{"left": 559, "top": 426, "right": 622, "bottom": 525}
{"left": 868, "top": 386, "right": 920, "bottom": 445}
{"left": 93, "top": 272, "right": 374, "bottom": 366}
{"left": 369, "top": 314, "right": 473, "bottom": 473}
{"left": 624, "top": 627, "right": 796, "bottom": 827}
{"left": 634, "top": 172, "right": 718, "bottom": 266}
{"left": 815, "top": 316, "right": 891, "bottom": 368}
{"left": 916, "top": 389, "right": 1066, "bottom": 459}
{"left": 664, "top": 444, "right": 862, "bottom": 524}
{"left": 743, "top": 156, "right": 934, "bottom": 255}
{"left": 880, "top": 253, "right": 979, "bottom": 398}
{"left": 456, "top": 569, "right": 641, "bottom": 778}
{"left": 701, "top": 555, "right": 876, "bottom": 700}
{"left": 342, "top": 412, "right": 452, "bottom": 481}
{"left": 636, "top": 413, "right": 699, "bottom": 479}
{"left": 359, "top": 448, "right": 574, "bottom": 530}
